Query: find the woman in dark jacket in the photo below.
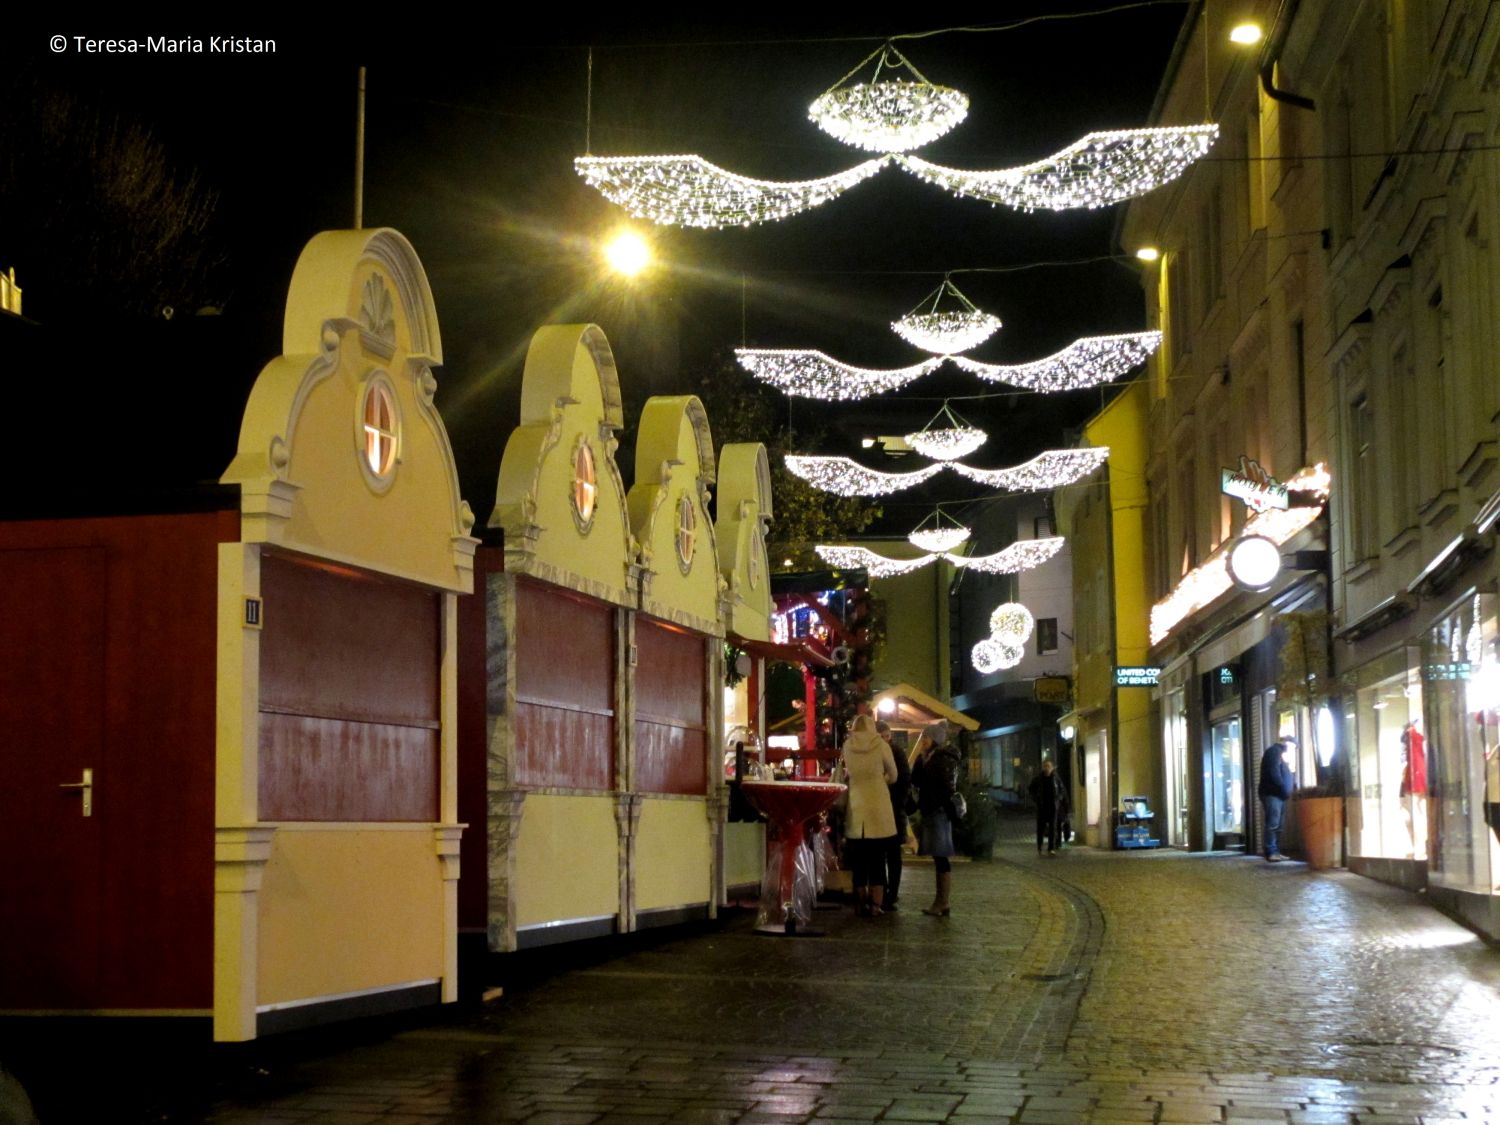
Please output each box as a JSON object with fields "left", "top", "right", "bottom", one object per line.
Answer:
{"left": 877, "top": 720, "right": 911, "bottom": 910}
{"left": 910, "top": 721, "right": 962, "bottom": 916}
{"left": 1258, "top": 741, "right": 1295, "bottom": 861}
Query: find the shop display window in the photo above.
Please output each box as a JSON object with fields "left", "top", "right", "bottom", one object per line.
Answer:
{"left": 1423, "top": 593, "right": 1500, "bottom": 895}
{"left": 1211, "top": 716, "right": 1243, "bottom": 835}
{"left": 1163, "top": 689, "right": 1190, "bottom": 846}
{"left": 1346, "top": 653, "right": 1426, "bottom": 861}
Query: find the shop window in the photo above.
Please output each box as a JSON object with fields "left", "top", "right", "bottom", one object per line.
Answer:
{"left": 572, "top": 438, "right": 597, "bottom": 531}
{"left": 675, "top": 494, "right": 696, "bottom": 572}
{"left": 1211, "top": 716, "right": 1244, "bottom": 836}
{"left": 1036, "top": 618, "right": 1058, "bottom": 656}
{"left": 1034, "top": 515, "right": 1054, "bottom": 538}
{"left": 1349, "top": 393, "right": 1376, "bottom": 560}
{"left": 1349, "top": 660, "right": 1426, "bottom": 861}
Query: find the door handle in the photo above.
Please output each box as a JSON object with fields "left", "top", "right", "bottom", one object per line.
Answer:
{"left": 59, "top": 767, "right": 93, "bottom": 817}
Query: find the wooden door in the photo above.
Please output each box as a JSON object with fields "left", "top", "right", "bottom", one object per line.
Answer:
{"left": 0, "top": 547, "right": 107, "bottom": 1006}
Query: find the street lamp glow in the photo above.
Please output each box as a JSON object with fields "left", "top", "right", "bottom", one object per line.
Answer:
{"left": 604, "top": 229, "right": 652, "bottom": 276}
{"left": 1227, "top": 534, "right": 1282, "bottom": 592}
{"left": 1229, "top": 22, "right": 1264, "bottom": 45}
{"left": 1135, "top": 246, "right": 1161, "bottom": 262}
{"left": 876, "top": 697, "right": 895, "bottom": 715}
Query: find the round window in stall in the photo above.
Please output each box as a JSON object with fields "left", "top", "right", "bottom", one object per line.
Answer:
{"left": 572, "top": 437, "right": 598, "bottom": 532}
{"left": 358, "top": 375, "right": 401, "bottom": 491}
{"left": 676, "top": 494, "right": 696, "bottom": 572}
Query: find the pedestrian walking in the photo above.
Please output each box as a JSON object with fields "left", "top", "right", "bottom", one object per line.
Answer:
{"left": 1258, "top": 741, "right": 1295, "bottom": 861}
{"left": 840, "top": 714, "right": 898, "bottom": 916}
{"left": 1029, "top": 758, "right": 1066, "bottom": 855}
{"left": 876, "top": 720, "right": 912, "bottom": 911}
{"left": 911, "top": 721, "right": 963, "bottom": 916}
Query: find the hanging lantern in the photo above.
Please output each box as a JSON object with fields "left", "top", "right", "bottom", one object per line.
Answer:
{"left": 892, "top": 278, "right": 1001, "bottom": 354}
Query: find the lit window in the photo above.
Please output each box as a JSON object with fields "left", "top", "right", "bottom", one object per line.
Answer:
{"left": 362, "top": 382, "right": 398, "bottom": 478}
{"left": 676, "top": 494, "right": 696, "bottom": 571}
{"left": 572, "top": 440, "right": 597, "bottom": 530}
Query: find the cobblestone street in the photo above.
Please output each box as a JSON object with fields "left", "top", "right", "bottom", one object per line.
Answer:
{"left": 25, "top": 824, "right": 1500, "bottom": 1124}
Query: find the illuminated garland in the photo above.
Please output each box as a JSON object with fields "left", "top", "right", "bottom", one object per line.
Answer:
{"left": 787, "top": 449, "right": 1107, "bottom": 496}
{"left": 809, "top": 44, "right": 969, "bottom": 153}
{"left": 950, "top": 537, "right": 1065, "bottom": 574}
{"left": 892, "top": 278, "right": 1002, "bottom": 354}
{"left": 988, "top": 603, "right": 1035, "bottom": 643}
{"left": 894, "top": 125, "right": 1220, "bottom": 212}
{"left": 949, "top": 448, "right": 1110, "bottom": 491}
{"left": 815, "top": 545, "right": 938, "bottom": 577}
{"left": 785, "top": 455, "right": 943, "bottom": 497}
{"left": 951, "top": 331, "right": 1162, "bottom": 391}
{"left": 905, "top": 402, "right": 987, "bottom": 461}
{"left": 816, "top": 536, "right": 1066, "bottom": 579}
{"left": 736, "top": 348, "right": 941, "bottom": 400}
{"left": 574, "top": 154, "right": 888, "bottom": 229}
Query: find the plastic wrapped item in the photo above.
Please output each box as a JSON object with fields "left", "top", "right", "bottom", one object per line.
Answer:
{"left": 756, "top": 835, "right": 818, "bottom": 933}
{"left": 812, "top": 823, "right": 837, "bottom": 894}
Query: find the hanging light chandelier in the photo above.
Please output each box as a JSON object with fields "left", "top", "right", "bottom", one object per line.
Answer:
{"left": 907, "top": 508, "right": 971, "bottom": 553}
{"left": 891, "top": 277, "right": 1002, "bottom": 354}
{"left": 904, "top": 402, "right": 987, "bottom": 461}
{"left": 808, "top": 43, "right": 969, "bottom": 153}
{"left": 785, "top": 447, "right": 1109, "bottom": 497}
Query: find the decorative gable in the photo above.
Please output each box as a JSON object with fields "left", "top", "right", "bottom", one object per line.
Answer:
{"left": 628, "top": 396, "right": 723, "bottom": 637}
{"left": 222, "top": 228, "right": 476, "bottom": 592}
{"left": 714, "top": 443, "right": 774, "bottom": 642}
{"left": 491, "top": 324, "right": 636, "bottom": 608}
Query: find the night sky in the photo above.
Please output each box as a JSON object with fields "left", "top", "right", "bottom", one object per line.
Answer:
{"left": 4, "top": 7, "right": 1189, "bottom": 528}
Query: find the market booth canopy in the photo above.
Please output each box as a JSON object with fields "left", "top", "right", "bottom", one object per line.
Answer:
{"left": 873, "top": 682, "right": 980, "bottom": 734}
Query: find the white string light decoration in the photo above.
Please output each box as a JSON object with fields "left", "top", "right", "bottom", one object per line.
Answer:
{"left": 574, "top": 154, "right": 888, "bottom": 229}
{"left": 736, "top": 348, "right": 941, "bottom": 399}
{"left": 816, "top": 537, "right": 1064, "bottom": 579}
{"left": 904, "top": 402, "right": 987, "bottom": 461}
{"left": 893, "top": 125, "right": 1219, "bottom": 212}
{"left": 907, "top": 508, "right": 971, "bottom": 553}
{"left": 988, "top": 603, "right": 1035, "bottom": 643}
{"left": 951, "top": 331, "right": 1162, "bottom": 392}
{"left": 785, "top": 455, "right": 943, "bottom": 497}
{"left": 788, "top": 449, "right": 1108, "bottom": 496}
{"left": 972, "top": 637, "right": 1026, "bottom": 673}
{"left": 949, "top": 448, "right": 1110, "bottom": 491}
{"left": 947, "top": 537, "right": 1065, "bottom": 573}
{"left": 808, "top": 44, "right": 969, "bottom": 153}
{"left": 815, "top": 545, "right": 938, "bottom": 577}
{"left": 892, "top": 278, "right": 1002, "bottom": 354}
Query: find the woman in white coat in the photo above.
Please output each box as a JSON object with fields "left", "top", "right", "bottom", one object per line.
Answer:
{"left": 840, "top": 714, "right": 898, "bottom": 916}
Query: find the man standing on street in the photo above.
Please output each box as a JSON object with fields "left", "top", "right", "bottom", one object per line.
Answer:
{"left": 1258, "top": 741, "right": 1295, "bottom": 862}
{"left": 1029, "top": 758, "right": 1067, "bottom": 856}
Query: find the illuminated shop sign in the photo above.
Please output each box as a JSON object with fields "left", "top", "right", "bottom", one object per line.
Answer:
{"left": 1115, "top": 666, "right": 1162, "bottom": 687}
{"left": 1423, "top": 662, "right": 1472, "bottom": 681}
{"left": 1220, "top": 456, "right": 1288, "bottom": 512}
{"left": 1034, "top": 676, "right": 1071, "bottom": 704}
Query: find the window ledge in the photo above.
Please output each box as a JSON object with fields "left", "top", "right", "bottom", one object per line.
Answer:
{"left": 1345, "top": 556, "right": 1380, "bottom": 584}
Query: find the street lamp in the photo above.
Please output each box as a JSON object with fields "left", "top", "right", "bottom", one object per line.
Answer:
{"left": 603, "top": 228, "right": 652, "bottom": 276}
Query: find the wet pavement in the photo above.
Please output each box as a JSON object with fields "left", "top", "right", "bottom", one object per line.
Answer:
{"left": 20, "top": 815, "right": 1500, "bottom": 1123}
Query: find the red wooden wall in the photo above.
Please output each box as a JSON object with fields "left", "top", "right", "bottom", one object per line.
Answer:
{"left": 258, "top": 553, "right": 440, "bottom": 821}
{"left": 0, "top": 510, "right": 237, "bottom": 1009}
{"left": 513, "top": 579, "right": 615, "bottom": 788}
{"left": 634, "top": 619, "right": 707, "bottom": 795}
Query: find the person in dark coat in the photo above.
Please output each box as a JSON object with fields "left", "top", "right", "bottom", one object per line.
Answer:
{"left": 1028, "top": 758, "right": 1066, "bottom": 855}
{"left": 911, "top": 721, "right": 962, "bottom": 916}
{"left": 1258, "top": 741, "right": 1295, "bottom": 861}
{"left": 876, "top": 720, "right": 912, "bottom": 910}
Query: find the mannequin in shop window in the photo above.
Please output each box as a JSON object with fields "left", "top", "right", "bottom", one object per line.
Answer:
{"left": 1400, "top": 721, "right": 1428, "bottom": 859}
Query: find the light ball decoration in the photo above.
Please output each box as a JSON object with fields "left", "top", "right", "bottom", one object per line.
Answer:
{"left": 574, "top": 153, "right": 888, "bottom": 229}
{"left": 893, "top": 125, "right": 1220, "bottom": 212}
{"left": 950, "top": 331, "right": 1162, "bottom": 392}
{"left": 988, "top": 603, "right": 1035, "bottom": 643}
{"left": 908, "top": 526, "right": 970, "bottom": 553}
{"left": 736, "top": 348, "right": 940, "bottom": 399}
{"left": 972, "top": 637, "right": 1025, "bottom": 674}
{"left": 809, "top": 79, "right": 969, "bottom": 153}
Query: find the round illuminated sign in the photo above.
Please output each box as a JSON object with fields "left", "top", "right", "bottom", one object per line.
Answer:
{"left": 1060, "top": 724, "right": 1076, "bottom": 741}
{"left": 1227, "top": 534, "right": 1282, "bottom": 592}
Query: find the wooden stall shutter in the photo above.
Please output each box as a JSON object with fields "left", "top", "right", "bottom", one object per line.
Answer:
{"left": 634, "top": 619, "right": 707, "bottom": 796}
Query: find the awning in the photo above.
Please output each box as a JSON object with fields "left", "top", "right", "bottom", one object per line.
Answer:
{"left": 731, "top": 634, "right": 837, "bottom": 669}
{"left": 871, "top": 682, "right": 979, "bottom": 732}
